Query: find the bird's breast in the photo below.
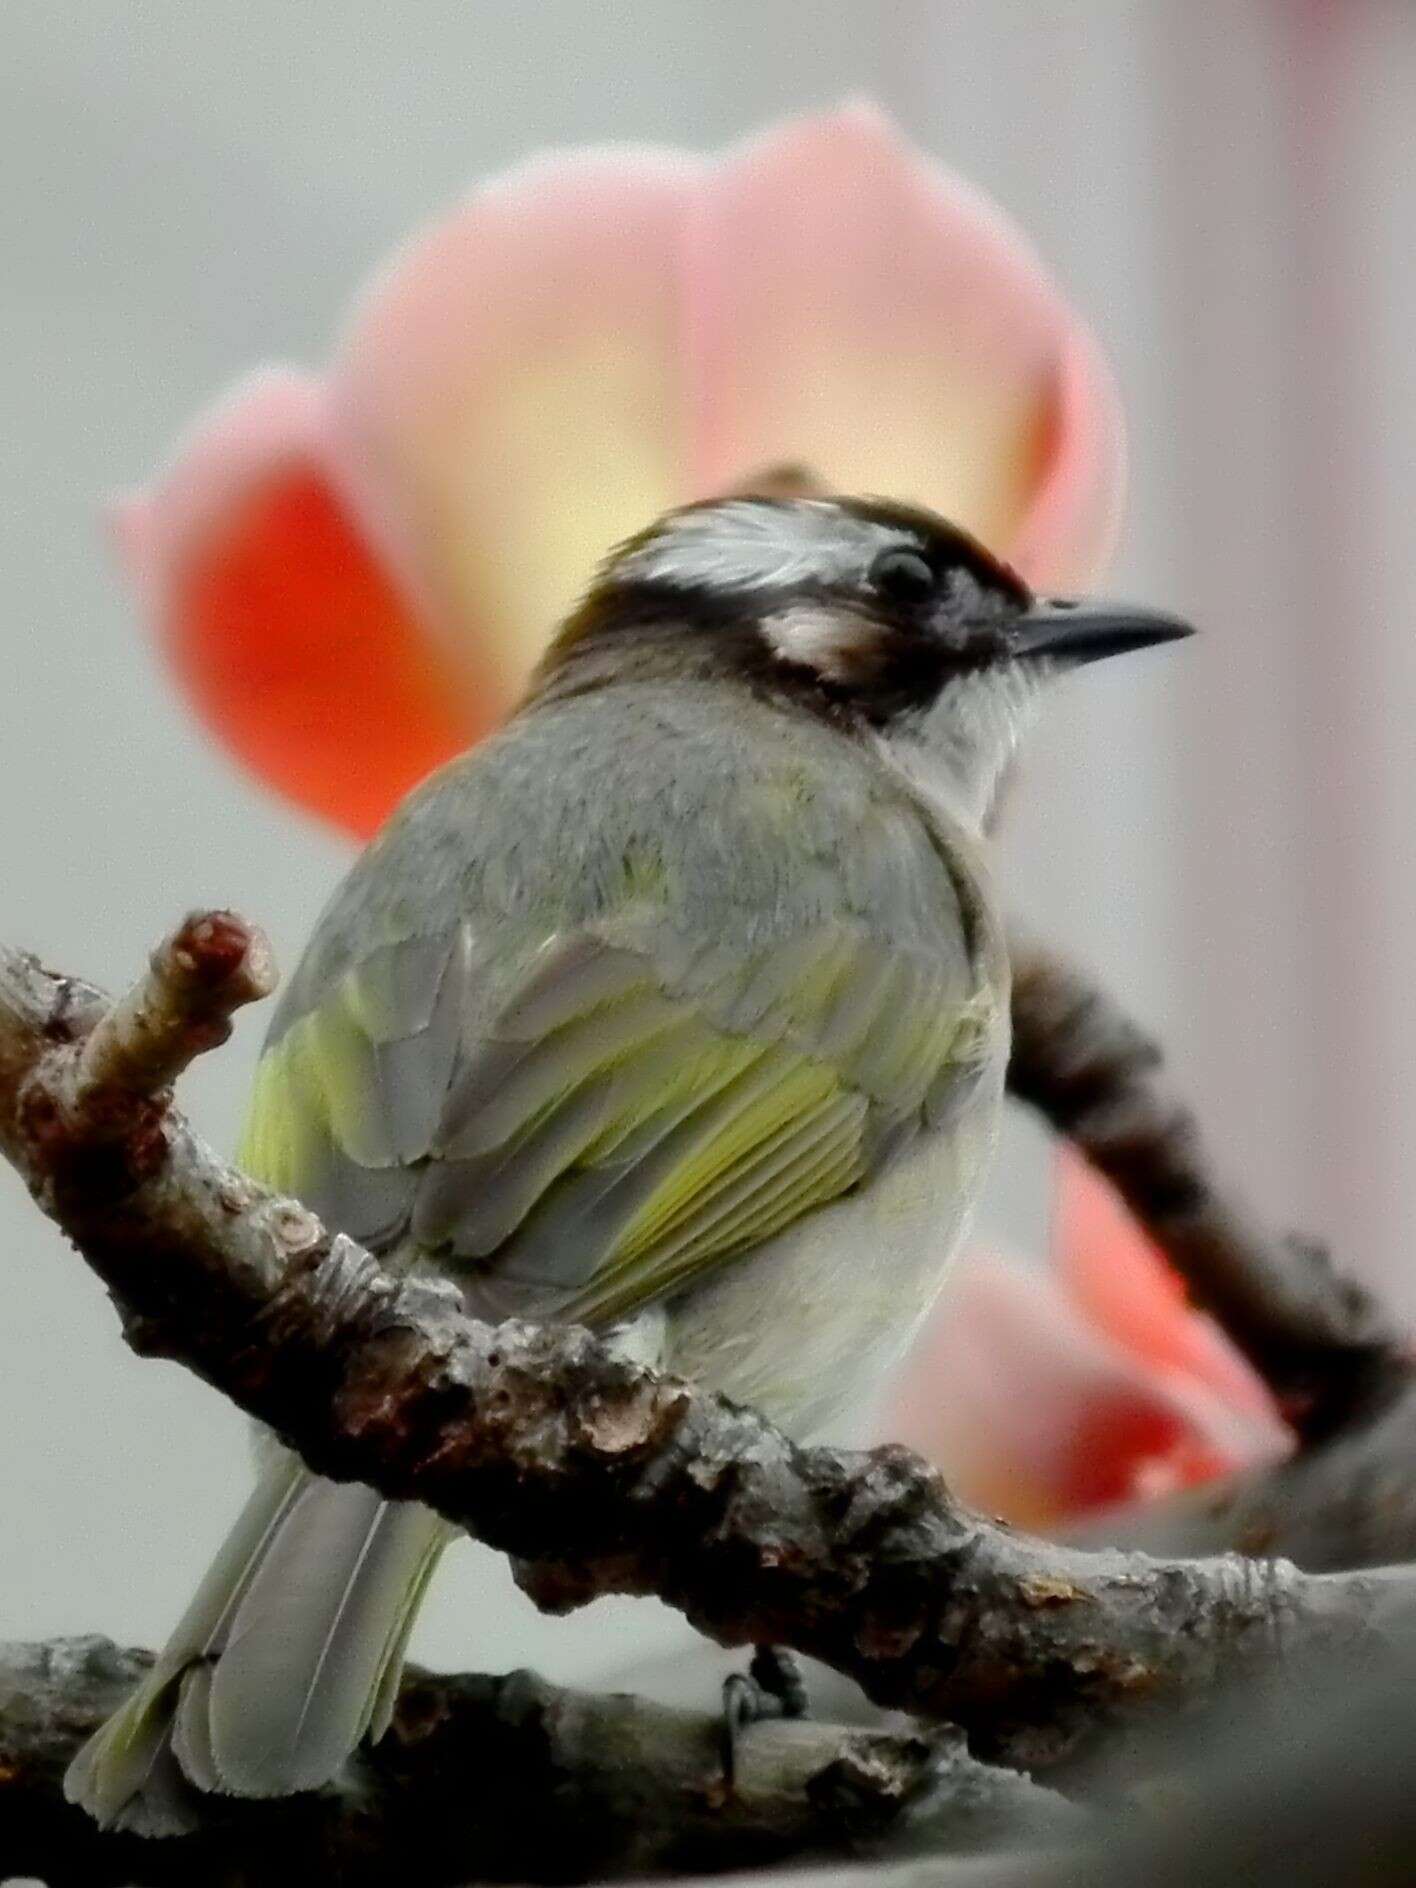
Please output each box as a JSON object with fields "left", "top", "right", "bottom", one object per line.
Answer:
{"left": 659, "top": 1042, "right": 1006, "bottom": 1441}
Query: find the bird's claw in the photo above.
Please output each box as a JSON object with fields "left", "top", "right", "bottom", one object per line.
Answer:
{"left": 750, "top": 1644, "right": 809, "bottom": 1718}
{"left": 720, "top": 1646, "right": 809, "bottom": 1787}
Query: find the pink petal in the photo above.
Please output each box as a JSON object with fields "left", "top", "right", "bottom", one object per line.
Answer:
{"left": 120, "top": 368, "right": 322, "bottom": 598}
{"left": 135, "top": 111, "right": 1131, "bottom": 835}
{"left": 1006, "top": 325, "right": 1126, "bottom": 593}
{"left": 687, "top": 104, "right": 1124, "bottom": 587}
{"left": 123, "top": 369, "right": 476, "bottom": 837}
{"left": 891, "top": 1254, "right": 1289, "bottom": 1529}
{"left": 333, "top": 148, "right": 702, "bottom": 707}
{"left": 1054, "top": 1149, "right": 1285, "bottom": 1428}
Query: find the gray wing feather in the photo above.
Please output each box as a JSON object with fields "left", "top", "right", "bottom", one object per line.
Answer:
{"left": 345, "top": 931, "right": 462, "bottom": 1042}
{"left": 206, "top": 1481, "right": 448, "bottom": 1796}
{"left": 244, "top": 684, "right": 1002, "bottom": 1323}
{"left": 170, "top": 1664, "right": 221, "bottom": 1794}
{"left": 62, "top": 1451, "right": 307, "bottom": 1831}
{"left": 372, "top": 929, "right": 474, "bottom": 1164}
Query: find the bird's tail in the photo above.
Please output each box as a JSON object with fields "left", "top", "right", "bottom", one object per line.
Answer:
{"left": 63, "top": 1451, "right": 452, "bottom": 1835}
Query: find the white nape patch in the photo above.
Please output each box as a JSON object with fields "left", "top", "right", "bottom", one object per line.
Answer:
{"left": 881, "top": 661, "right": 1050, "bottom": 833}
{"left": 760, "top": 602, "right": 873, "bottom": 681}
{"left": 618, "top": 500, "right": 913, "bottom": 593}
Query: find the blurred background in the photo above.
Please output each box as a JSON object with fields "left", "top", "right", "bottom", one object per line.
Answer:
{"left": 2, "top": 0, "right": 1412, "bottom": 1692}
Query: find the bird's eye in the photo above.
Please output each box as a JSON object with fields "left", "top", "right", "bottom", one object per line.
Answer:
{"left": 869, "top": 548, "right": 936, "bottom": 604}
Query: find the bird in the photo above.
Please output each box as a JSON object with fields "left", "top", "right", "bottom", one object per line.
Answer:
{"left": 66, "top": 493, "right": 1191, "bottom": 1833}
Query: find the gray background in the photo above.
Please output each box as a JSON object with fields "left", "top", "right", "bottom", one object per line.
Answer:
{"left": 3, "top": 2, "right": 1413, "bottom": 1690}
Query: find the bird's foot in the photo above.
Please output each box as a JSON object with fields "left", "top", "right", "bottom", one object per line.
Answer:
{"left": 720, "top": 1645, "right": 810, "bottom": 1787}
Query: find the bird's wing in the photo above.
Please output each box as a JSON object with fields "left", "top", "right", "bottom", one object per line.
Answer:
{"left": 240, "top": 910, "right": 996, "bottom": 1330}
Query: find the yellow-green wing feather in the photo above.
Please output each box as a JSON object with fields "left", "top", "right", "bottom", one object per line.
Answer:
{"left": 238, "top": 915, "right": 992, "bottom": 1329}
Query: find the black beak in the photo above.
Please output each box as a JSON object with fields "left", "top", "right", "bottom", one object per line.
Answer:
{"left": 1011, "top": 598, "right": 1196, "bottom": 665}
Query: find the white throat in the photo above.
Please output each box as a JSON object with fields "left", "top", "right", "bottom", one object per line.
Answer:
{"left": 877, "top": 663, "right": 1048, "bottom": 833}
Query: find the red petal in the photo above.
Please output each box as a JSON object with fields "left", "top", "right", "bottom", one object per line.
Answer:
{"left": 1054, "top": 1148, "right": 1284, "bottom": 1426}
{"left": 1007, "top": 325, "right": 1126, "bottom": 592}
{"left": 130, "top": 373, "right": 477, "bottom": 838}
{"left": 891, "top": 1252, "right": 1289, "bottom": 1529}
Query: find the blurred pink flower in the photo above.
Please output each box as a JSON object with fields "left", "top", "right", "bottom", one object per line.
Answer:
{"left": 118, "top": 104, "right": 1125, "bottom": 836}
{"left": 892, "top": 1150, "right": 1292, "bottom": 1529}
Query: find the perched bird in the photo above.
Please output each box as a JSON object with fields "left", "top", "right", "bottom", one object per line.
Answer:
{"left": 67, "top": 494, "right": 1190, "bottom": 1833}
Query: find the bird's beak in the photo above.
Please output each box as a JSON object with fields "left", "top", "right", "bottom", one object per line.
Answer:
{"left": 1011, "top": 599, "right": 1196, "bottom": 666}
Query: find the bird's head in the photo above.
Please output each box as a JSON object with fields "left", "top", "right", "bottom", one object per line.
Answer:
{"left": 533, "top": 496, "right": 1193, "bottom": 830}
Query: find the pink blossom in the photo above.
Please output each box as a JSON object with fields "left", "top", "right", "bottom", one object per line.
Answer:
{"left": 119, "top": 106, "right": 1124, "bottom": 835}
{"left": 892, "top": 1151, "right": 1292, "bottom": 1529}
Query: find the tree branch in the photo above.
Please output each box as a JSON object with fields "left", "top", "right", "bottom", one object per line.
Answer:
{"left": 72, "top": 910, "right": 277, "bottom": 1115}
{"left": 4, "top": 914, "right": 1416, "bottom": 1781}
{"left": 673, "top": 1635, "right": 1416, "bottom": 1888}
{"left": 1004, "top": 935, "right": 1407, "bottom": 1438}
{"left": 1001, "top": 938, "right": 1416, "bottom": 1571}
{"left": 0, "top": 1636, "right": 1079, "bottom": 1885}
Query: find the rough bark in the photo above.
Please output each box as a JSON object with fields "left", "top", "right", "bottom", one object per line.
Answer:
{"left": 0, "top": 1636, "right": 1079, "bottom": 1885}
{"left": 670, "top": 1632, "right": 1416, "bottom": 1888}
{"left": 19, "top": 1634, "right": 1416, "bottom": 1888}
{"left": 4, "top": 917, "right": 1416, "bottom": 1785}
{"left": 16, "top": 1623, "right": 1416, "bottom": 1888}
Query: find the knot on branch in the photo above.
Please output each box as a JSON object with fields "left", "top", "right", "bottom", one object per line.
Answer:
{"left": 16, "top": 1079, "right": 170, "bottom": 1210}
{"left": 8, "top": 910, "right": 277, "bottom": 1221}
